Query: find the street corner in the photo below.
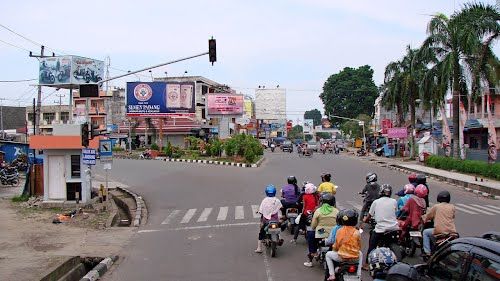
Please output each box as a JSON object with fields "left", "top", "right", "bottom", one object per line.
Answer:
{"left": 163, "top": 155, "right": 265, "bottom": 168}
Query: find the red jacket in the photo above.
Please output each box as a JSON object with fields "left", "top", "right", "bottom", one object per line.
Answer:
{"left": 401, "top": 195, "right": 426, "bottom": 230}
{"left": 302, "top": 193, "right": 318, "bottom": 214}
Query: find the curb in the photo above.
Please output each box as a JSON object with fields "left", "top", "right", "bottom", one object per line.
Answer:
{"left": 80, "top": 256, "right": 118, "bottom": 281}
{"left": 115, "top": 187, "right": 147, "bottom": 227}
{"left": 163, "top": 156, "right": 264, "bottom": 168}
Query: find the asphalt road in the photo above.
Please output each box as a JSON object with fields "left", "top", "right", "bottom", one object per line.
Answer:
{"left": 99, "top": 150, "right": 500, "bottom": 281}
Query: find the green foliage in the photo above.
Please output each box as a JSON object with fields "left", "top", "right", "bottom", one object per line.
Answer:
{"left": 316, "top": 132, "right": 331, "bottom": 140}
{"left": 163, "top": 141, "right": 173, "bottom": 157}
{"left": 305, "top": 134, "right": 313, "bottom": 141}
{"left": 304, "top": 109, "right": 322, "bottom": 127}
{"left": 223, "top": 134, "right": 263, "bottom": 162}
{"left": 288, "top": 125, "right": 303, "bottom": 140}
{"left": 112, "top": 146, "right": 124, "bottom": 152}
{"left": 150, "top": 143, "right": 159, "bottom": 151}
{"left": 185, "top": 136, "right": 201, "bottom": 150}
{"left": 339, "top": 114, "right": 372, "bottom": 139}
{"left": 425, "top": 155, "right": 500, "bottom": 180}
{"left": 12, "top": 194, "right": 29, "bottom": 202}
{"left": 320, "top": 65, "right": 378, "bottom": 126}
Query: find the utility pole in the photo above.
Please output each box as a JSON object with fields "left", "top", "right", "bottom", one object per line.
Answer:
{"left": 55, "top": 94, "right": 65, "bottom": 124}
{"left": 29, "top": 45, "right": 46, "bottom": 135}
{"left": 0, "top": 98, "right": 5, "bottom": 139}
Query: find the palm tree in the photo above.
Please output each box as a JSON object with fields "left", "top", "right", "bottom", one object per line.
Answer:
{"left": 382, "top": 60, "right": 407, "bottom": 127}
{"left": 421, "top": 3, "right": 499, "bottom": 158}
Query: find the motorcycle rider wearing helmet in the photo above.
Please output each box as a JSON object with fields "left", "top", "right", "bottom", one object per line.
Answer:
{"left": 368, "top": 247, "right": 398, "bottom": 281}
{"left": 360, "top": 172, "right": 380, "bottom": 222}
{"left": 395, "top": 173, "right": 418, "bottom": 197}
{"left": 280, "top": 176, "right": 301, "bottom": 216}
{"left": 398, "top": 184, "right": 428, "bottom": 242}
{"left": 304, "top": 193, "right": 339, "bottom": 267}
{"left": 325, "top": 209, "right": 362, "bottom": 280}
{"left": 415, "top": 174, "right": 429, "bottom": 208}
{"left": 317, "top": 173, "right": 337, "bottom": 195}
{"left": 292, "top": 183, "right": 318, "bottom": 243}
{"left": 363, "top": 184, "right": 399, "bottom": 270}
{"left": 421, "top": 190, "right": 456, "bottom": 257}
{"left": 255, "top": 185, "right": 283, "bottom": 253}
{"left": 396, "top": 184, "right": 414, "bottom": 217}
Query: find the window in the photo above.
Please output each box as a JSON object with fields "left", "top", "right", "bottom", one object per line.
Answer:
{"left": 60, "top": 112, "right": 69, "bottom": 124}
{"left": 43, "top": 112, "right": 55, "bottom": 124}
{"left": 429, "top": 250, "right": 469, "bottom": 280}
{"left": 71, "top": 155, "right": 80, "bottom": 178}
{"left": 27, "top": 113, "right": 35, "bottom": 122}
{"left": 466, "top": 255, "right": 500, "bottom": 281}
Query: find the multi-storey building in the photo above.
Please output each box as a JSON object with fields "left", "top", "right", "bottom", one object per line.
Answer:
{"left": 26, "top": 105, "right": 71, "bottom": 136}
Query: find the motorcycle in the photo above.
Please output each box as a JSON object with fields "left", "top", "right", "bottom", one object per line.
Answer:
{"left": 285, "top": 207, "right": 299, "bottom": 234}
{"left": 356, "top": 148, "right": 367, "bottom": 157}
{"left": 400, "top": 227, "right": 423, "bottom": 258}
{"left": 0, "top": 166, "right": 20, "bottom": 186}
{"left": 320, "top": 144, "right": 327, "bottom": 154}
{"left": 374, "top": 147, "right": 384, "bottom": 157}
{"left": 263, "top": 221, "right": 282, "bottom": 257}
{"left": 270, "top": 143, "right": 276, "bottom": 152}
{"left": 320, "top": 239, "right": 361, "bottom": 281}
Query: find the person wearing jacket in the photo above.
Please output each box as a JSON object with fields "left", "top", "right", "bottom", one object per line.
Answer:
{"left": 280, "top": 176, "right": 300, "bottom": 216}
{"left": 396, "top": 184, "right": 415, "bottom": 217}
{"left": 255, "top": 185, "right": 282, "bottom": 254}
{"left": 360, "top": 172, "right": 380, "bottom": 221}
{"left": 398, "top": 184, "right": 428, "bottom": 242}
{"left": 292, "top": 183, "right": 318, "bottom": 242}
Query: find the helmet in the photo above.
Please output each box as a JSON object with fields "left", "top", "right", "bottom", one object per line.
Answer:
{"left": 415, "top": 174, "right": 427, "bottom": 185}
{"left": 321, "top": 173, "right": 331, "bottom": 182}
{"left": 341, "top": 209, "right": 359, "bottom": 226}
{"left": 321, "top": 192, "right": 336, "bottom": 206}
{"left": 380, "top": 184, "right": 393, "bottom": 197}
{"left": 386, "top": 262, "right": 419, "bottom": 281}
{"left": 368, "top": 247, "right": 397, "bottom": 278}
{"left": 265, "top": 185, "right": 276, "bottom": 197}
{"left": 437, "top": 190, "right": 451, "bottom": 203}
{"left": 304, "top": 183, "right": 316, "bottom": 194}
{"left": 408, "top": 173, "right": 418, "bottom": 184}
{"left": 403, "top": 184, "right": 415, "bottom": 194}
{"left": 336, "top": 209, "right": 345, "bottom": 225}
{"left": 415, "top": 184, "right": 428, "bottom": 198}
{"left": 287, "top": 176, "right": 297, "bottom": 185}
{"left": 366, "top": 172, "right": 378, "bottom": 183}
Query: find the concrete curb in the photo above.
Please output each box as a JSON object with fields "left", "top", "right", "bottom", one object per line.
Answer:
{"left": 80, "top": 256, "right": 118, "bottom": 281}
{"left": 163, "top": 156, "right": 265, "bottom": 168}
{"left": 115, "top": 187, "right": 148, "bottom": 226}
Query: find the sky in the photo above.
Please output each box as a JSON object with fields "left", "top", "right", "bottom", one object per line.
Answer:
{"left": 0, "top": 0, "right": 498, "bottom": 122}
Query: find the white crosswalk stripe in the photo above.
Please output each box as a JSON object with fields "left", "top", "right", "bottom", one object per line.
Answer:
{"left": 181, "top": 208, "right": 197, "bottom": 223}
{"left": 161, "top": 209, "right": 181, "bottom": 225}
{"left": 470, "top": 204, "right": 500, "bottom": 215}
{"left": 456, "top": 204, "right": 494, "bottom": 215}
{"left": 217, "top": 207, "right": 228, "bottom": 221}
{"left": 453, "top": 205, "right": 478, "bottom": 214}
{"left": 251, "top": 205, "right": 261, "bottom": 218}
{"left": 486, "top": 205, "right": 500, "bottom": 212}
{"left": 197, "top": 208, "right": 213, "bottom": 222}
{"left": 235, "top": 206, "right": 244, "bottom": 220}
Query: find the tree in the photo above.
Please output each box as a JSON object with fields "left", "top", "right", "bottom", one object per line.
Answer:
{"left": 304, "top": 109, "right": 322, "bottom": 127}
{"left": 287, "top": 125, "right": 303, "bottom": 140}
{"left": 339, "top": 114, "right": 372, "bottom": 139}
{"left": 320, "top": 65, "right": 378, "bottom": 126}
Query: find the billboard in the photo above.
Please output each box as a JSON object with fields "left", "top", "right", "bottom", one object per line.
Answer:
{"left": 39, "top": 55, "right": 104, "bottom": 85}
{"left": 126, "top": 82, "right": 195, "bottom": 117}
{"left": 255, "top": 89, "right": 286, "bottom": 120}
{"left": 207, "top": 94, "right": 243, "bottom": 115}
{"left": 303, "top": 119, "right": 314, "bottom": 134}
{"left": 388, "top": 127, "right": 408, "bottom": 138}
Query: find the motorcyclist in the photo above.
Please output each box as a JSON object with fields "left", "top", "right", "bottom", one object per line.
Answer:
{"left": 363, "top": 184, "right": 399, "bottom": 270}
{"left": 396, "top": 184, "right": 414, "bottom": 217}
{"left": 317, "top": 173, "right": 337, "bottom": 195}
{"left": 395, "top": 173, "right": 418, "bottom": 197}
{"left": 421, "top": 190, "right": 456, "bottom": 258}
{"left": 415, "top": 174, "right": 430, "bottom": 208}
{"left": 398, "top": 184, "right": 428, "bottom": 242}
{"left": 368, "top": 247, "right": 398, "bottom": 281}
{"left": 360, "top": 172, "right": 380, "bottom": 221}
{"left": 292, "top": 183, "right": 318, "bottom": 243}
{"left": 280, "top": 176, "right": 300, "bottom": 216}
{"left": 255, "top": 185, "right": 283, "bottom": 253}
{"left": 325, "top": 209, "right": 362, "bottom": 280}
{"left": 304, "top": 193, "right": 339, "bottom": 267}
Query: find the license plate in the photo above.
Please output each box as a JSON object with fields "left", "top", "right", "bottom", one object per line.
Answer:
{"left": 267, "top": 228, "right": 280, "bottom": 234}
{"left": 410, "top": 231, "right": 422, "bottom": 237}
{"left": 343, "top": 276, "right": 360, "bottom": 281}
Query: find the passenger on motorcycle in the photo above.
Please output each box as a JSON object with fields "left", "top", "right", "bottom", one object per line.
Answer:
{"left": 325, "top": 209, "right": 362, "bottom": 280}
{"left": 395, "top": 173, "right": 418, "bottom": 197}
{"left": 398, "top": 184, "right": 428, "bottom": 242}
{"left": 396, "top": 184, "right": 414, "bottom": 217}
{"left": 421, "top": 190, "right": 456, "bottom": 258}
{"left": 360, "top": 172, "right": 380, "bottom": 221}
{"left": 292, "top": 183, "right": 318, "bottom": 243}
{"left": 415, "top": 174, "right": 430, "bottom": 208}
{"left": 363, "top": 184, "right": 399, "bottom": 270}
{"left": 304, "top": 193, "right": 339, "bottom": 267}
{"left": 368, "top": 247, "right": 398, "bottom": 281}
{"left": 317, "top": 173, "right": 337, "bottom": 195}
{"left": 255, "top": 185, "right": 283, "bottom": 254}
{"left": 280, "top": 176, "right": 301, "bottom": 216}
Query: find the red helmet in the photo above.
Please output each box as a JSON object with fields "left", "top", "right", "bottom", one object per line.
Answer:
{"left": 415, "top": 184, "right": 428, "bottom": 198}
{"left": 408, "top": 173, "right": 418, "bottom": 183}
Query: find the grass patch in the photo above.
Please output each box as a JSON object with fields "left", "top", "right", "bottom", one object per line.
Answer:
{"left": 11, "top": 194, "right": 29, "bottom": 202}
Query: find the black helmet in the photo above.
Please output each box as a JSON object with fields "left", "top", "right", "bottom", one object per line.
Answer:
{"left": 386, "top": 262, "right": 419, "bottom": 281}
{"left": 380, "top": 184, "right": 392, "bottom": 197}
{"left": 321, "top": 173, "right": 331, "bottom": 182}
{"left": 287, "top": 176, "right": 297, "bottom": 185}
{"left": 336, "top": 209, "right": 345, "bottom": 225}
{"left": 341, "top": 209, "right": 359, "bottom": 226}
{"left": 437, "top": 190, "right": 451, "bottom": 203}
{"left": 321, "top": 193, "right": 336, "bottom": 206}
{"left": 366, "top": 172, "right": 378, "bottom": 183}
{"left": 415, "top": 174, "right": 426, "bottom": 185}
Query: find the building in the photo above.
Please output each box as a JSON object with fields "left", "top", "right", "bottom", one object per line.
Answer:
{"left": 72, "top": 90, "right": 110, "bottom": 131}
{"left": 26, "top": 105, "right": 71, "bottom": 136}
{"left": 463, "top": 91, "right": 500, "bottom": 153}
{"left": 108, "top": 87, "right": 126, "bottom": 126}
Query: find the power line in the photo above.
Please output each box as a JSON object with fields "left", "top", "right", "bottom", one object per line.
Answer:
{"left": 0, "top": 38, "right": 31, "bottom": 52}
{"left": 0, "top": 78, "right": 37, "bottom": 83}
{"left": 0, "top": 23, "right": 66, "bottom": 55}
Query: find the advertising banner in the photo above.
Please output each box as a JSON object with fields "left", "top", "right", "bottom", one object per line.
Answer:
{"left": 207, "top": 94, "right": 243, "bottom": 115}
{"left": 39, "top": 55, "right": 104, "bottom": 85}
{"left": 303, "top": 119, "right": 314, "bottom": 134}
{"left": 387, "top": 127, "right": 408, "bottom": 138}
{"left": 126, "top": 82, "right": 195, "bottom": 117}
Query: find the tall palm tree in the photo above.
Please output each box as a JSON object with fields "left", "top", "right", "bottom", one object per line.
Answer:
{"left": 382, "top": 60, "right": 407, "bottom": 127}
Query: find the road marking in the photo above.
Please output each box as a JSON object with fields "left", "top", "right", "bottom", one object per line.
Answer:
{"left": 456, "top": 204, "right": 492, "bottom": 215}
{"left": 172, "top": 222, "right": 259, "bottom": 231}
{"left": 486, "top": 205, "right": 500, "bottom": 212}
{"left": 235, "top": 206, "right": 244, "bottom": 220}
{"left": 453, "top": 205, "right": 478, "bottom": 215}
{"left": 217, "top": 207, "right": 228, "bottom": 221}
{"left": 181, "top": 208, "right": 197, "bottom": 223}
{"left": 262, "top": 247, "right": 274, "bottom": 281}
{"left": 197, "top": 208, "right": 213, "bottom": 222}
{"left": 161, "top": 210, "right": 181, "bottom": 225}
{"left": 346, "top": 201, "right": 362, "bottom": 210}
{"left": 470, "top": 204, "right": 500, "bottom": 215}
{"left": 138, "top": 229, "right": 161, "bottom": 233}
{"left": 251, "top": 205, "right": 261, "bottom": 218}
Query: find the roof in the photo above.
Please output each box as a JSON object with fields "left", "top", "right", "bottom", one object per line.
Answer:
{"left": 451, "top": 235, "right": 500, "bottom": 255}
{"left": 29, "top": 135, "right": 99, "bottom": 149}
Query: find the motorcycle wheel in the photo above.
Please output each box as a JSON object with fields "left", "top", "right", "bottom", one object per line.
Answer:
{"left": 271, "top": 241, "right": 277, "bottom": 257}
{"left": 289, "top": 224, "right": 295, "bottom": 235}
{"left": 408, "top": 239, "right": 417, "bottom": 257}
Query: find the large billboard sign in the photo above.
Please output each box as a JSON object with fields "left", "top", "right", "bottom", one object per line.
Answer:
{"left": 39, "top": 56, "right": 104, "bottom": 85}
{"left": 388, "top": 127, "right": 408, "bottom": 138}
{"left": 207, "top": 94, "right": 243, "bottom": 115}
{"left": 255, "top": 89, "right": 286, "bottom": 120}
{"left": 126, "top": 82, "right": 195, "bottom": 117}
{"left": 303, "top": 119, "right": 314, "bottom": 134}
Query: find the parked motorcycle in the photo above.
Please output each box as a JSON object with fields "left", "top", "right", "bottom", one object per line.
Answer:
{"left": 263, "top": 221, "right": 282, "bottom": 257}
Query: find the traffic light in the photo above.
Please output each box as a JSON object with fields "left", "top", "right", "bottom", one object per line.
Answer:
{"left": 81, "top": 122, "right": 89, "bottom": 147}
{"left": 90, "top": 123, "right": 101, "bottom": 139}
{"left": 208, "top": 38, "right": 216, "bottom": 65}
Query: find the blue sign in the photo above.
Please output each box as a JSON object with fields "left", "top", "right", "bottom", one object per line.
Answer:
{"left": 99, "top": 140, "right": 113, "bottom": 158}
{"left": 82, "top": 148, "right": 96, "bottom": 165}
{"left": 126, "top": 82, "right": 195, "bottom": 117}
{"left": 0, "top": 141, "right": 29, "bottom": 163}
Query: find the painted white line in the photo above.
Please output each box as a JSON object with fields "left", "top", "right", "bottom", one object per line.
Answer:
{"left": 470, "top": 204, "right": 500, "bottom": 215}
{"left": 161, "top": 210, "right": 180, "bottom": 225}
{"left": 262, "top": 248, "right": 274, "bottom": 281}
{"left": 235, "top": 206, "right": 244, "bottom": 220}
{"left": 181, "top": 208, "right": 197, "bottom": 223}
{"left": 346, "top": 201, "right": 362, "bottom": 210}
{"left": 217, "top": 207, "right": 228, "bottom": 221}
{"left": 486, "top": 205, "right": 500, "bottom": 212}
{"left": 456, "top": 204, "right": 492, "bottom": 215}
{"left": 138, "top": 229, "right": 161, "bottom": 233}
{"left": 251, "top": 205, "right": 261, "bottom": 218}
{"left": 197, "top": 208, "right": 213, "bottom": 222}
{"left": 172, "top": 222, "right": 260, "bottom": 231}
{"left": 453, "top": 205, "right": 478, "bottom": 215}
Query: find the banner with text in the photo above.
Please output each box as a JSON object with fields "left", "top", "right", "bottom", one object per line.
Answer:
{"left": 207, "top": 94, "right": 243, "bottom": 115}
{"left": 388, "top": 127, "right": 408, "bottom": 138}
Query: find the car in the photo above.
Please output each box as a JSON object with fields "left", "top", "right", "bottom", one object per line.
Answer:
{"left": 307, "top": 141, "right": 318, "bottom": 152}
{"left": 387, "top": 232, "right": 500, "bottom": 281}
{"left": 281, "top": 140, "right": 293, "bottom": 152}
